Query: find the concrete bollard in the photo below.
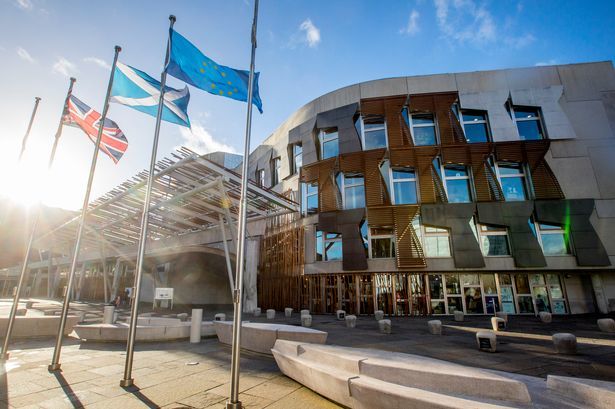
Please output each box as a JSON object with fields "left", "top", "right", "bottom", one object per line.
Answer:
{"left": 539, "top": 311, "right": 552, "bottom": 323}
{"left": 374, "top": 310, "right": 384, "bottom": 321}
{"left": 78, "top": 311, "right": 87, "bottom": 323}
{"left": 428, "top": 320, "right": 442, "bottom": 335}
{"left": 336, "top": 310, "right": 346, "bottom": 320}
{"left": 454, "top": 310, "right": 464, "bottom": 322}
{"left": 25, "top": 301, "right": 34, "bottom": 309}
{"left": 476, "top": 331, "right": 497, "bottom": 352}
{"left": 597, "top": 318, "right": 615, "bottom": 333}
{"left": 266, "top": 309, "right": 276, "bottom": 319}
{"left": 103, "top": 306, "right": 115, "bottom": 324}
{"left": 301, "top": 314, "right": 312, "bottom": 327}
{"left": 491, "top": 317, "right": 506, "bottom": 332}
{"left": 378, "top": 319, "right": 391, "bottom": 334}
{"left": 345, "top": 315, "right": 357, "bottom": 328}
{"left": 285, "top": 308, "right": 293, "bottom": 318}
{"left": 177, "top": 313, "right": 188, "bottom": 322}
{"left": 253, "top": 307, "right": 261, "bottom": 317}
{"left": 214, "top": 313, "right": 226, "bottom": 322}
{"left": 495, "top": 311, "right": 508, "bottom": 323}
{"left": 190, "top": 309, "right": 203, "bottom": 343}
{"left": 553, "top": 333, "right": 577, "bottom": 354}
{"left": 300, "top": 309, "right": 310, "bottom": 317}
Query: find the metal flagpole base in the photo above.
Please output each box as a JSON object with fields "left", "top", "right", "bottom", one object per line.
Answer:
{"left": 226, "top": 401, "right": 242, "bottom": 409}
{"left": 47, "top": 363, "right": 61, "bottom": 372}
{"left": 120, "top": 378, "right": 134, "bottom": 388}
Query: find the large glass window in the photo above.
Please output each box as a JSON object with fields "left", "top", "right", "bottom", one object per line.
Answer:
{"left": 390, "top": 167, "right": 418, "bottom": 204}
{"left": 410, "top": 113, "right": 437, "bottom": 146}
{"left": 361, "top": 116, "right": 387, "bottom": 150}
{"left": 495, "top": 162, "right": 529, "bottom": 201}
{"left": 270, "top": 157, "right": 281, "bottom": 186}
{"left": 461, "top": 110, "right": 490, "bottom": 143}
{"left": 341, "top": 173, "right": 365, "bottom": 209}
{"left": 514, "top": 274, "right": 535, "bottom": 314}
{"left": 443, "top": 164, "right": 472, "bottom": 203}
{"left": 534, "top": 222, "right": 571, "bottom": 255}
{"left": 471, "top": 220, "right": 510, "bottom": 256}
{"left": 444, "top": 274, "right": 463, "bottom": 314}
{"left": 317, "top": 231, "right": 342, "bottom": 261}
{"left": 301, "top": 182, "right": 318, "bottom": 215}
{"left": 370, "top": 227, "right": 396, "bottom": 258}
{"left": 320, "top": 128, "right": 339, "bottom": 159}
{"left": 512, "top": 106, "right": 545, "bottom": 140}
{"left": 291, "top": 144, "right": 302, "bottom": 174}
{"left": 429, "top": 274, "right": 445, "bottom": 314}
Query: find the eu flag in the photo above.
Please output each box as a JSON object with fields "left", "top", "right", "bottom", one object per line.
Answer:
{"left": 167, "top": 29, "right": 263, "bottom": 113}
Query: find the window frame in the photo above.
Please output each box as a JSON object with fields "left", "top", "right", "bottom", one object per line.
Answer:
{"left": 290, "top": 143, "right": 302, "bottom": 175}
{"left": 316, "top": 230, "right": 343, "bottom": 262}
{"left": 338, "top": 172, "right": 366, "bottom": 210}
{"left": 437, "top": 158, "right": 475, "bottom": 203}
{"left": 270, "top": 156, "right": 281, "bottom": 187}
{"left": 511, "top": 105, "right": 547, "bottom": 140}
{"left": 256, "top": 168, "right": 265, "bottom": 187}
{"left": 531, "top": 220, "right": 573, "bottom": 256}
{"left": 367, "top": 226, "right": 396, "bottom": 259}
{"left": 359, "top": 116, "right": 388, "bottom": 151}
{"left": 470, "top": 218, "right": 511, "bottom": 257}
{"left": 319, "top": 128, "right": 339, "bottom": 160}
{"left": 408, "top": 112, "right": 439, "bottom": 146}
{"left": 389, "top": 166, "right": 419, "bottom": 205}
{"left": 414, "top": 216, "right": 452, "bottom": 258}
{"left": 493, "top": 160, "right": 531, "bottom": 201}
{"left": 460, "top": 109, "right": 491, "bottom": 143}
{"left": 301, "top": 181, "right": 318, "bottom": 216}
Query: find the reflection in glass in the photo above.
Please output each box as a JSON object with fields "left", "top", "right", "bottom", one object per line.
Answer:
{"left": 371, "top": 238, "right": 395, "bottom": 258}
{"left": 517, "top": 295, "right": 534, "bottom": 314}
{"left": 500, "top": 287, "right": 516, "bottom": 313}
{"left": 461, "top": 274, "right": 479, "bottom": 286}
{"left": 482, "top": 274, "right": 498, "bottom": 295}
{"left": 431, "top": 300, "right": 446, "bottom": 314}
{"left": 424, "top": 236, "right": 450, "bottom": 257}
{"left": 445, "top": 274, "right": 461, "bottom": 295}
{"left": 515, "top": 274, "right": 531, "bottom": 294}
{"left": 501, "top": 177, "right": 527, "bottom": 201}
{"left": 485, "top": 296, "right": 499, "bottom": 314}
{"left": 429, "top": 275, "right": 444, "bottom": 299}
{"left": 447, "top": 297, "right": 463, "bottom": 313}
{"left": 517, "top": 120, "right": 543, "bottom": 140}
{"left": 541, "top": 234, "right": 570, "bottom": 255}
{"left": 464, "top": 287, "right": 484, "bottom": 314}
{"left": 446, "top": 179, "right": 472, "bottom": 203}
{"left": 533, "top": 286, "right": 550, "bottom": 312}
{"left": 481, "top": 235, "right": 510, "bottom": 256}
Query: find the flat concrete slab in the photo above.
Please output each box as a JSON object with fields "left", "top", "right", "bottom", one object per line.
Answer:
{"left": 0, "top": 315, "right": 79, "bottom": 338}
{"left": 547, "top": 375, "right": 615, "bottom": 409}
{"left": 73, "top": 321, "right": 215, "bottom": 342}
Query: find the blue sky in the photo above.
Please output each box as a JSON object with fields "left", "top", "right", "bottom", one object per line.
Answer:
{"left": 1, "top": 0, "right": 614, "bottom": 210}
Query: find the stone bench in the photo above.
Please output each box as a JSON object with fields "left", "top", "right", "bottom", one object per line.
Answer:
{"left": 454, "top": 310, "right": 464, "bottom": 322}
{"left": 374, "top": 310, "right": 384, "bottom": 321}
{"left": 491, "top": 317, "right": 506, "bottom": 331}
{"left": 597, "top": 318, "right": 615, "bottom": 333}
{"left": 285, "top": 308, "right": 293, "bottom": 318}
{"left": 378, "top": 319, "right": 391, "bottom": 334}
{"left": 553, "top": 333, "right": 577, "bottom": 354}
{"left": 253, "top": 307, "right": 261, "bottom": 317}
{"left": 73, "top": 319, "right": 215, "bottom": 342}
{"left": 345, "top": 315, "right": 356, "bottom": 328}
{"left": 300, "top": 309, "right": 310, "bottom": 317}
{"left": 0, "top": 315, "right": 79, "bottom": 338}
{"left": 336, "top": 310, "right": 346, "bottom": 320}
{"left": 214, "top": 321, "right": 327, "bottom": 355}
{"left": 538, "top": 311, "right": 552, "bottom": 323}
{"left": 214, "top": 313, "right": 226, "bottom": 321}
{"left": 266, "top": 309, "right": 276, "bottom": 319}
{"left": 476, "top": 331, "right": 497, "bottom": 352}
{"left": 301, "top": 314, "right": 312, "bottom": 327}
{"left": 547, "top": 375, "right": 615, "bottom": 409}
{"left": 428, "top": 320, "right": 442, "bottom": 335}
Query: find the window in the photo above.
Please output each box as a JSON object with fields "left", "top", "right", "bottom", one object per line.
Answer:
{"left": 256, "top": 169, "right": 265, "bottom": 187}
{"left": 369, "top": 227, "right": 396, "bottom": 258}
{"left": 320, "top": 128, "right": 339, "bottom": 160}
{"left": 409, "top": 113, "right": 437, "bottom": 146}
{"left": 494, "top": 161, "right": 529, "bottom": 201}
{"left": 270, "top": 157, "right": 281, "bottom": 186}
{"left": 301, "top": 182, "right": 318, "bottom": 215}
{"left": 461, "top": 110, "right": 490, "bottom": 143}
{"left": 512, "top": 106, "right": 545, "bottom": 140}
{"left": 291, "top": 144, "right": 302, "bottom": 174}
{"left": 429, "top": 275, "right": 445, "bottom": 314}
{"left": 471, "top": 219, "right": 510, "bottom": 256}
{"left": 360, "top": 116, "right": 387, "bottom": 150}
{"left": 340, "top": 172, "right": 365, "bottom": 209}
{"left": 439, "top": 160, "right": 473, "bottom": 203}
{"left": 531, "top": 221, "right": 571, "bottom": 255}
{"left": 390, "top": 167, "right": 418, "bottom": 204}
{"left": 316, "top": 231, "right": 342, "bottom": 261}
{"left": 414, "top": 216, "right": 451, "bottom": 257}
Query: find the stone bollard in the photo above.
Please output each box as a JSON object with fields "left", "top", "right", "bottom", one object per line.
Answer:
{"left": 428, "top": 320, "right": 442, "bottom": 335}
{"left": 266, "top": 309, "right": 276, "bottom": 319}
{"left": 454, "top": 310, "right": 464, "bottom": 322}
{"left": 491, "top": 317, "right": 506, "bottom": 332}
{"left": 103, "top": 305, "right": 115, "bottom": 324}
{"left": 78, "top": 311, "right": 87, "bottom": 323}
{"left": 253, "top": 307, "right": 261, "bottom": 317}
{"left": 374, "top": 310, "right": 384, "bottom": 321}
{"left": 378, "top": 319, "right": 391, "bottom": 334}
{"left": 301, "top": 314, "right": 312, "bottom": 327}
{"left": 539, "top": 311, "right": 552, "bottom": 323}
{"left": 495, "top": 311, "right": 508, "bottom": 324}
{"left": 285, "top": 308, "right": 293, "bottom": 318}
{"left": 476, "top": 331, "right": 497, "bottom": 352}
{"left": 336, "top": 310, "right": 346, "bottom": 320}
{"left": 214, "top": 313, "right": 226, "bottom": 322}
{"left": 553, "top": 333, "right": 577, "bottom": 354}
{"left": 177, "top": 313, "right": 188, "bottom": 322}
{"left": 190, "top": 309, "right": 203, "bottom": 343}
{"left": 345, "top": 315, "right": 357, "bottom": 328}
{"left": 300, "top": 309, "right": 310, "bottom": 317}
{"left": 597, "top": 318, "right": 615, "bottom": 333}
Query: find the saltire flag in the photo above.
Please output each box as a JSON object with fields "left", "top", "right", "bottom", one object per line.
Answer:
{"left": 62, "top": 95, "right": 128, "bottom": 164}
{"left": 111, "top": 61, "right": 191, "bottom": 127}
{"left": 167, "top": 29, "right": 263, "bottom": 114}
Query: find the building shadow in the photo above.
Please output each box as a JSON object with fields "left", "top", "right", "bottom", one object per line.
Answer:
{"left": 51, "top": 371, "right": 84, "bottom": 408}
{"left": 122, "top": 384, "right": 158, "bottom": 409}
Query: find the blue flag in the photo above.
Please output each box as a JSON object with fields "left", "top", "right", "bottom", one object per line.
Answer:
{"left": 167, "top": 29, "right": 263, "bottom": 114}
{"left": 111, "top": 61, "right": 191, "bottom": 128}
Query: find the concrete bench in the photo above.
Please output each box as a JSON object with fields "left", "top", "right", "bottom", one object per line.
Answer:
{"left": 300, "top": 309, "right": 310, "bottom": 317}
{"left": 73, "top": 319, "right": 215, "bottom": 342}
{"left": 214, "top": 321, "right": 327, "bottom": 355}
{"left": 428, "top": 320, "right": 442, "bottom": 335}
{"left": 538, "top": 311, "right": 552, "bottom": 323}
{"left": 597, "top": 318, "right": 615, "bottom": 333}
{"left": 553, "top": 333, "right": 577, "bottom": 354}
{"left": 266, "top": 309, "right": 276, "bottom": 319}
{"left": 345, "top": 315, "right": 357, "bottom": 328}
{"left": 0, "top": 315, "right": 79, "bottom": 338}
{"left": 476, "top": 331, "right": 497, "bottom": 352}
{"left": 301, "top": 314, "right": 312, "bottom": 328}
{"left": 214, "top": 313, "right": 226, "bottom": 322}
{"left": 374, "top": 310, "right": 384, "bottom": 321}
{"left": 378, "top": 319, "right": 391, "bottom": 334}
{"left": 336, "top": 310, "right": 346, "bottom": 320}
{"left": 495, "top": 311, "right": 508, "bottom": 323}
{"left": 285, "top": 308, "right": 293, "bottom": 318}
{"left": 491, "top": 317, "right": 506, "bottom": 331}
{"left": 547, "top": 375, "right": 615, "bottom": 409}
{"left": 454, "top": 310, "right": 464, "bottom": 322}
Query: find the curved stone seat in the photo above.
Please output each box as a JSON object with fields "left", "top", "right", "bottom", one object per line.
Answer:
{"left": 272, "top": 340, "right": 531, "bottom": 408}
{"left": 0, "top": 315, "right": 79, "bottom": 338}
{"left": 73, "top": 320, "right": 215, "bottom": 342}
{"left": 214, "top": 321, "right": 327, "bottom": 355}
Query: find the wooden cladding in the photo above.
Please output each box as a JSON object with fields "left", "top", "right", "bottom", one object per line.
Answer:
{"left": 301, "top": 157, "right": 341, "bottom": 212}
{"left": 340, "top": 149, "right": 390, "bottom": 206}
{"left": 408, "top": 92, "right": 466, "bottom": 145}
{"left": 367, "top": 205, "right": 426, "bottom": 268}
{"left": 259, "top": 212, "right": 304, "bottom": 279}
{"left": 361, "top": 96, "right": 412, "bottom": 147}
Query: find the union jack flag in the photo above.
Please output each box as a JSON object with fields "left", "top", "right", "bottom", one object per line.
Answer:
{"left": 62, "top": 94, "right": 128, "bottom": 164}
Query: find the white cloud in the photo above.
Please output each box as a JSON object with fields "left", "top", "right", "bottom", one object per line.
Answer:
{"left": 83, "top": 57, "right": 111, "bottom": 70}
{"left": 400, "top": 9, "right": 420, "bottom": 35}
{"left": 178, "top": 121, "right": 236, "bottom": 155}
{"left": 15, "top": 0, "right": 33, "bottom": 10}
{"left": 17, "top": 46, "right": 35, "bottom": 63}
{"left": 434, "top": 0, "right": 495, "bottom": 44}
{"left": 299, "top": 19, "right": 321, "bottom": 48}
{"left": 52, "top": 57, "right": 78, "bottom": 77}
{"left": 535, "top": 59, "right": 558, "bottom": 67}
{"left": 505, "top": 33, "right": 535, "bottom": 49}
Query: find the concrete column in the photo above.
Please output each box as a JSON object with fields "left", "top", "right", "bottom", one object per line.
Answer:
{"left": 243, "top": 237, "right": 260, "bottom": 313}
{"left": 591, "top": 273, "right": 609, "bottom": 314}
{"left": 190, "top": 309, "right": 203, "bottom": 343}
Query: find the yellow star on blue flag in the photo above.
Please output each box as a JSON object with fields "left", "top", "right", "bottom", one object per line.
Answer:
{"left": 167, "top": 29, "right": 263, "bottom": 113}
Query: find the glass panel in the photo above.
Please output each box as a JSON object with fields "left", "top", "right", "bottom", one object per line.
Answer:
{"left": 424, "top": 236, "right": 451, "bottom": 257}
{"left": 516, "top": 120, "right": 543, "bottom": 140}
{"left": 394, "top": 274, "right": 409, "bottom": 316}
{"left": 306, "top": 194, "right": 318, "bottom": 215}
{"left": 444, "top": 165, "right": 469, "bottom": 177}
{"left": 480, "top": 235, "right": 510, "bottom": 256}
{"left": 541, "top": 234, "right": 570, "bottom": 255}
{"left": 410, "top": 274, "right": 428, "bottom": 316}
{"left": 393, "top": 180, "right": 417, "bottom": 204}
{"left": 515, "top": 274, "right": 531, "bottom": 294}
{"left": 412, "top": 126, "right": 436, "bottom": 146}
{"left": 501, "top": 177, "right": 527, "bottom": 201}
{"left": 428, "top": 275, "right": 444, "bottom": 299}
{"left": 375, "top": 274, "right": 394, "bottom": 315}
{"left": 546, "top": 274, "right": 561, "bottom": 286}
{"left": 324, "top": 240, "right": 342, "bottom": 261}
{"left": 360, "top": 221, "right": 369, "bottom": 257}
{"left": 549, "top": 285, "right": 563, "bottom": 299}
{"left": 461, "top": 274, "right": 479, "bottom": 286}
{"left": 464, "top": 287, "right": 484, "bottom": 314}
{"left": 501, "top": 287, "right": 516, "bottom": 313}
{"left": 392, "top": 168, "right": 416, "bottom": 179}
{"left": 445, "top": 274, "right": 461, "bottom": 295}
{"left": 316, "top": 231, "right": 323, "bottom": 261}
{"left": 498, "top": 162, "right": 523, "bottom": 175}
{"left": 431, "top": 300, "right": 446, "bottom": 314}
{"left": 345, "top": 185, "right": 365, "bottom": 209}
{"left": 446, "top": 179, "right": 472, "bottom": 203}
{"left": 447, "top": 297, "right": 463, "bottom": 313}
{"left": 514, "top": 108, "right": 539, "bottom": 119}
{"left": 517, "top": 295, "right": 535, "bottom": 314}
{"left": 482, "top": 274, "right": 498, "bottom": 295}
{"left": 464, "top": 123, "right": 489, "bottom": 143}
{"left": 533, "top": 286, "right": 550, "bottom": 312}
{"left": 412, "top": 114, "right": 435, "bottom": 125}
{"left": 322, "top": 139, "right": 339, "bottom": 159}
{"left": 364, "top": 129, "right": 387, "bottom": 150}
{"left": 552, "top": 300, "right": 567, "bottom": 314}
{"left": 499, "top": 274, "right": 512, "bottom": 286}
{"left": 485, "top": 296, "right": 499, "bottom": 314}
{"left": 463, "top": 111, "right": 486, "bottom": 122}
{"left": 364, "top": 118, "right": 385, "bottom": 129}
{"left": 371, "top": 238, "right": 395, "bottom": 258}
{"left": 539, "top": 223, "right": 562, "bottom": 230}
{"left": 530, "top": 274, "right": 545, "bottom": 285}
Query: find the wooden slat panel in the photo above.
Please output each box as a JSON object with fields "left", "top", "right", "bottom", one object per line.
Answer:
{"left": 364, "top": 149, "right": 389, "bottom": 207}
{"left": 318, "top": 158, "right": 341, "bottom": 212}
{"left": 393, "top": 206, "right": 426, "bottom": 268}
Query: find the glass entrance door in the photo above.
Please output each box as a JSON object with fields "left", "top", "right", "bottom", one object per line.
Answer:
{"left": 498, "top": 274, "right": 516, "bottom": 314}
{"left": 375, "top": 274, "right": 394, "bottom": 315}
{"left": 461, "top": 274, "right": 484, "bottom": 314}
{"left": 409, "top": 274, "right": 428, "bottom": 315}
{"left": 393, "top": 273, "right": 410, "bottom": 316}
{"left": 358, "top": 274, "right": 373, "bottom": 315}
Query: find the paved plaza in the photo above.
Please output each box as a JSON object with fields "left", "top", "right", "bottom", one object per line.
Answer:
{"left": 1, "top": 299, "right": 614, "bottom": 408}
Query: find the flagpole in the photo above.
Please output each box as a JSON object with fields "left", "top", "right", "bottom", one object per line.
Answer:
{"left": 227, "top": 1, "right": 259, "bottom": 408}
{"left": 120, "top": 15, "right": 175, "bottom": 388}
{"left": 48, "top": 46, "right": 122, "bottom": 372}
{"left": 18, "top": 96, "right": 42, "bottom": 161}
{"left": 0, "top": 79, "right": 74, "bottom": 362}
